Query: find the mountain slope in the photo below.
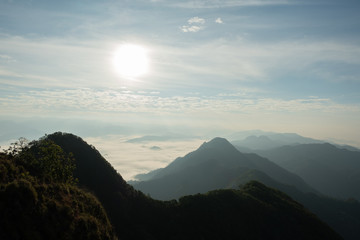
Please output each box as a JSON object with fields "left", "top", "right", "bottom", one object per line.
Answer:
{"left": 45, "top": 132, "right": 169, "bottom": 240}
{"left": 132, "top": 137, "right": 360, "bottom": 240}
{"left": 176, "top": 181, "right": 341, "bottom": 240}
{"left": 0, "top": 151, "right": 116, "bottom": 240}
{"left": 45, "top": 132, "right": 344, "bottom": 240}
{"left": 133, "top": 137, "right": 316, "bottom": 199}
{"left": 256, "top": 143, "right": 360, "bottom": 200}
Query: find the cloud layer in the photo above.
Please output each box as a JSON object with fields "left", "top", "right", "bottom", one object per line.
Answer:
{"left": 1, "top": 87, "right": 358, "bottom": 116}
{"left": 85, "top": 135, "right": 205, "bottom": 180}
{"left": 1, "top": 0, "right": 360, "bottom": 149}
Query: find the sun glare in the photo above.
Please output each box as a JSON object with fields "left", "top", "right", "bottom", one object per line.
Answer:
{"left": 113, "top": 44, "right": 149, "bottom": 78}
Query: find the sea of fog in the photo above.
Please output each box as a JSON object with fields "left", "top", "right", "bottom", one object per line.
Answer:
{"left": 85, "top": 135, "right": 205, "bottom": 180}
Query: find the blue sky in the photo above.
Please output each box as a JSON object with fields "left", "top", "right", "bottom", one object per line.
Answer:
{"left": 1, "top": 0, "right": 360, "bottom": 147}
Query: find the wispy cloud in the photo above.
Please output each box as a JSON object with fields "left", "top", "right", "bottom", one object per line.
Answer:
{"left": 188, "top": 17, "right": 206, "bottom": 25}
{"left": 215, "top": 17, "right": 223, "bottom": 24}
{"left": 0, "top": 35, "right": 121, "bottom": 88}
{"left": 181, "top": 25, "right": 204, "bottom": 33}
{"left": 1, "top": 33, "right": 360, "bottom": 97}
{"left": 0, "top": 54, "right": 16, "bottom": 63}
{"left": 181, "top": 16, "right": 206, "bottom": 33}
{"left": 150, "top": 38, "right": 360, "bottom": 94}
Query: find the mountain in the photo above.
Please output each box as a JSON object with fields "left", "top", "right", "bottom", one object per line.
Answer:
{"left": 231, "top": 132, "right": 323, "bottom": 150}
{"left": 229, "top": 130, "right": 360, "bottom": 152}
{"left": 255, "top": 143, "right": 360, "bottom": 200}
{"left": 132, "top": 137, "right": 316, "bottom": 200}
{"left": 175, "top": 181, "right": 342, "bottom": 240}
{"left": 9, "top": 132, "right": 360, "bottom": 239}
{"left": 133, "top": 167, "right": 164, "bottom": 181}
{"left": 132, "top": 137, "right": 360, "bottom": 240}
{"left": 0, "top": 149, "right": 116, "bottom": 239}
{"left": 44, "top": 132, "right": 345, "bottom": 240}
{"left": 225, "top": 129, "right": 277, "bottom": 141}
{"left": 44, "top": 132, "right": 168, "bottom": 240}
{"left": 335, "top": 144, "right": 360, "bottom": 152}
{"left": 233, "top": 135, "right": 281, "bottom": 150}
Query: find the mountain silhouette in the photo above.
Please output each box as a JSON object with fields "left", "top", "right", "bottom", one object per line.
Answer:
{"left": 175, "top": 180, "right": 342, "bottom": 240}
{"left": 230, "top": 131, "right": 359, "bottom": 152}
{"left": 233, "top": 135, "right": 280, "bottom": 150}
{"left": 231, "top": 133, "right": 323, "bottom": 150}
{"left": 132, "top": 137, "right": 360, "bottom": 240}
{"left": 38, "top": 132, "right": 346, "bottom": 240}
{"left": 255, "top": 143, "right": 360, "bottom": 200}
{"left": 133, "top": 137, "right": 316, "bottom": 199}
{"left": 0, "top": 143, "right": 116, "bottom": 239}
{"left": 44, "top": 132, "right": 166, "bottom": 239}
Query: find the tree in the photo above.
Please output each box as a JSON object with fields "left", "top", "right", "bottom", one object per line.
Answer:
{"left": 2, "top": 137, "right": 30, "bottom": 156}
{"left": 16, "top": 139, "right": 77, "bottom": 184}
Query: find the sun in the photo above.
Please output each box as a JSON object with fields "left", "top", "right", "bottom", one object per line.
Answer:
{"left": 113, "top": 44, "right": 149, "bottom": 78}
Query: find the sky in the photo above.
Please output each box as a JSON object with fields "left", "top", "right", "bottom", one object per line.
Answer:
{"left": 1, "top": 0, "right": 360, "bottom": 178}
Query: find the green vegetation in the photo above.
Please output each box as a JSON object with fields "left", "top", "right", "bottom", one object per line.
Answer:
{"left": 0, "top": 133, "right": 345, "bottom": 239}
{"left": 0, "top": 140, "right": 117, "bottom": 240}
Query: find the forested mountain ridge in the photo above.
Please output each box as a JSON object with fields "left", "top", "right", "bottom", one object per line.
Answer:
{"left": 0, "top": 133, "right": 345, "bottom": 239}
{"left": 44, "top": 132, "right": 170, "bottom": 239}
{"left": 0, "top": 141, "right": 117, "bottom": 240}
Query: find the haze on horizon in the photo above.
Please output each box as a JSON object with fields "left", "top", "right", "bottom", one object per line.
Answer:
{"left": 1, "top": 0, "right": 360, "bottom": 173}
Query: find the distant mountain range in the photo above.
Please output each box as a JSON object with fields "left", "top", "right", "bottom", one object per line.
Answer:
{"left": 227, "top": 130, "right": 360, "bottom": 200}
{"left": 228, "top": 130, "right": 359, "bottom": 151}
{"left": 132, "top": 137, "right": 316, "bottom": 199}
{"left": 232, "top": 134, "right": 321, "bottom": 150}
{"left": 255, "top": 143, "right": 360, "bottom": 200}
{"left": 227, "top": 130, "right": 322, "bottom": 143}
{"left": 132, "top": 136, "right": 360, "bottom": 240}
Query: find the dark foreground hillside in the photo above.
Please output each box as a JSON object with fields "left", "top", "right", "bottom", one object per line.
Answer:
{"left": 0, "top": 151, "right": 116, "bottom": 240}
{"left": 174, "top": 181, "right": 342, "bottom": 240}
{"left": 46, "top": 132, "right": 341, "bottom": 240}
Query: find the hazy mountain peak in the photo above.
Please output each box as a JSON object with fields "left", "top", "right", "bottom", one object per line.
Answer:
{"left": 199, "top": 137, "right": 236, "bottom": 151}
{"left": 245, "top": 135, "right": 272, "bottom": 141}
